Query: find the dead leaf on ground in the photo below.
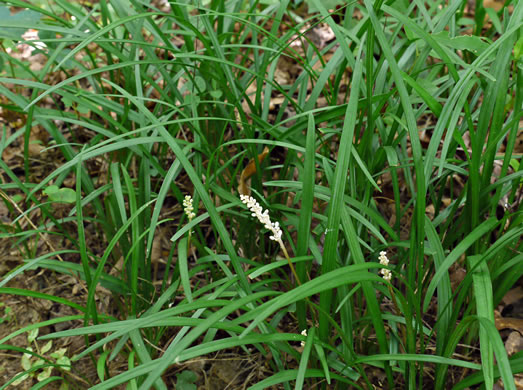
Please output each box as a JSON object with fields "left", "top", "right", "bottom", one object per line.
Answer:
{"left": 483, "top": 0, "right": 504, "bottom": 11}
{"left": 505, "top": 331, "right": 523, "bottom": 356}
{"left": 502, "top": 287, "right": 523, "bottom": 306}
{"left": 238, "top": 146, "right": 269, "bottom": 196}
{"left": 496, "top": 316, "right": 523, "bottom": 333}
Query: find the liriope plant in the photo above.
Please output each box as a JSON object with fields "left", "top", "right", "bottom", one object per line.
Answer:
{"left": 0, "top": 0, "right": 521, "bottom": 389}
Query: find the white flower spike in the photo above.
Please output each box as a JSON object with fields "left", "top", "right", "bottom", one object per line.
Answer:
{"left": 240, "top": 195, "right": 283, "bottom": 244}
{"left": 241, "top": 194, "right": 303, "bottom": 285}
{"left": 183, "top": 195, "right": 196, "bottom": 221}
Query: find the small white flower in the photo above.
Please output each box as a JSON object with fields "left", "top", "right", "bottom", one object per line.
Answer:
{"left": 380, "top": 268, "right": 392, "bottom": 281}
{"left": 378, "top": 251, "right": 392, "bottom": 281}
{"left": 240, "top": 195, "right": 283, "bottom": 244}
{"left": 300, "top": 329, "right": 307, "bottom": 347}
{"left": 183, "top": 195, "right": 196, "bottom": 221}
{"left": 378, "top": 251, "right": 389, "bottom": 266}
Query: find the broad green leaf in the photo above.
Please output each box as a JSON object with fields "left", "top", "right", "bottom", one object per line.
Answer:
{"left": 36, "top": 366, "right": 52, "bottom": 382}
{"left": 62, "top": 96, "right": 90, "bottom": 114}
{"left": 21, "top": 350, "right": 33, "bottom": 371}
{"left": 305, "top": 0, "right": 344, "bottom": 13}
{"left": 43, "top": 185, "right": 76, "bottom": 203}
{"left": 431, "top": 31, "right": 491, "bottom": 54}
{"left": 515, "top": 36, "right": 523, "bottom": 60}
{"left": 0, "top": 6, "right": 42, "bottom": 40}
{"left": 40, "top": 340, "right": 52, "bottom": 354}
{"left": 509, "top": 159, "right": 520, "bottom": 171}
{"left": 402, "top": 71, "right": 443, "bottom": 117}
{"left": 210, "top": 90, "right": 222, "bottom": 99}
{"left": 194, "top": 76, "right": 206, "bottom": 92}
{"left": 55, "top": 355, "right": 71, "bottom": 371}
{"left": 27, "top": 328, "right": 39, "bottom": 343}
{"left": 97, "top": 350, "right": 110, "bottom": 382}
{"left": 11, "top": 372, "right": 30, "bottom": 386}
{"left": 176, "top": 370, "right": 197, "bottom": 390}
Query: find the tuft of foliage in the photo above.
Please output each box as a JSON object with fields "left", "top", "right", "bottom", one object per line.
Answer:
{"left": 0, "top": 0, "right": 522, "bottom": 388}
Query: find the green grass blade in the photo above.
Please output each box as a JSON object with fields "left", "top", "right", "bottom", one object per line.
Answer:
{"left": 296, "top": 113, "right": 316, "bottom": 329}
{"left": 317, "top": 38, "right": 364, "bottom": 342}
{"left": 178, "top": 237, "right": 193, "bottom": 303}
{"left": 295, "top": 327, "right": 315, "bottom": 389}
{"left": 467, "top": 255, "right": 494, "bottom": 389}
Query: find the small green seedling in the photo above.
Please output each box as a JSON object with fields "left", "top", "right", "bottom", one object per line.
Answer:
{"left": 175, "top": 370, "right": 197, "bottom": 390}
{"left": 11, "top": 328, "right": 71, "bottom": 387}
{"left": 0, "top": 302, "right": 13, "bottom": 324}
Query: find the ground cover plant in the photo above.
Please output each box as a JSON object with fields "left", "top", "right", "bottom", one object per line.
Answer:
{"left": 0, "top": 0, "right": 522, "bottom": 388}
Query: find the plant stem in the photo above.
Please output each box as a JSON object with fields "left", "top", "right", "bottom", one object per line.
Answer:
{"left": 280, "top": 243, "right": 302, "bottom": 286}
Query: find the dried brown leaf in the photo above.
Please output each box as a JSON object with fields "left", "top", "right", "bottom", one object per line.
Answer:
{"left": 238, "top": 146, "right": 269, "bottom": 196}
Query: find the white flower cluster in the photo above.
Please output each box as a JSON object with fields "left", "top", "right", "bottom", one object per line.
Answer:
{"left": 240, "top": 195, "right": 282, "bottom": 243}
{"left": 379, "top": 251, "right": 392, "bottom": 281}
{"left": 183, "top": 195, "right": 196, "bottom": 221}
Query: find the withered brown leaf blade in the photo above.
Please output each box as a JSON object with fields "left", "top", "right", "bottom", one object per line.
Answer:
{"left": 238, "top": 146, "right": 269, "bottom": 196}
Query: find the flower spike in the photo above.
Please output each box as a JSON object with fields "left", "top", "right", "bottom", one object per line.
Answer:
{"left": 240, "top": 195, "right": 283, "bottom": 244}
{"left": 183, "top": 195, "right": 196, "bottom": 221}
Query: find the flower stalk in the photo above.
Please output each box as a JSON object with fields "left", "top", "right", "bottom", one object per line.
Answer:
{"left": 240, "top": 195, "right": 301, "bottom": 285}
{"left": 183, "top": 195, "right": 196, "bottom": 254}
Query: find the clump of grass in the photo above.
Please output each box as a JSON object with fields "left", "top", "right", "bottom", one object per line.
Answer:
{"left": 0, "top": 0, "right": 522, "bottom": 388}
